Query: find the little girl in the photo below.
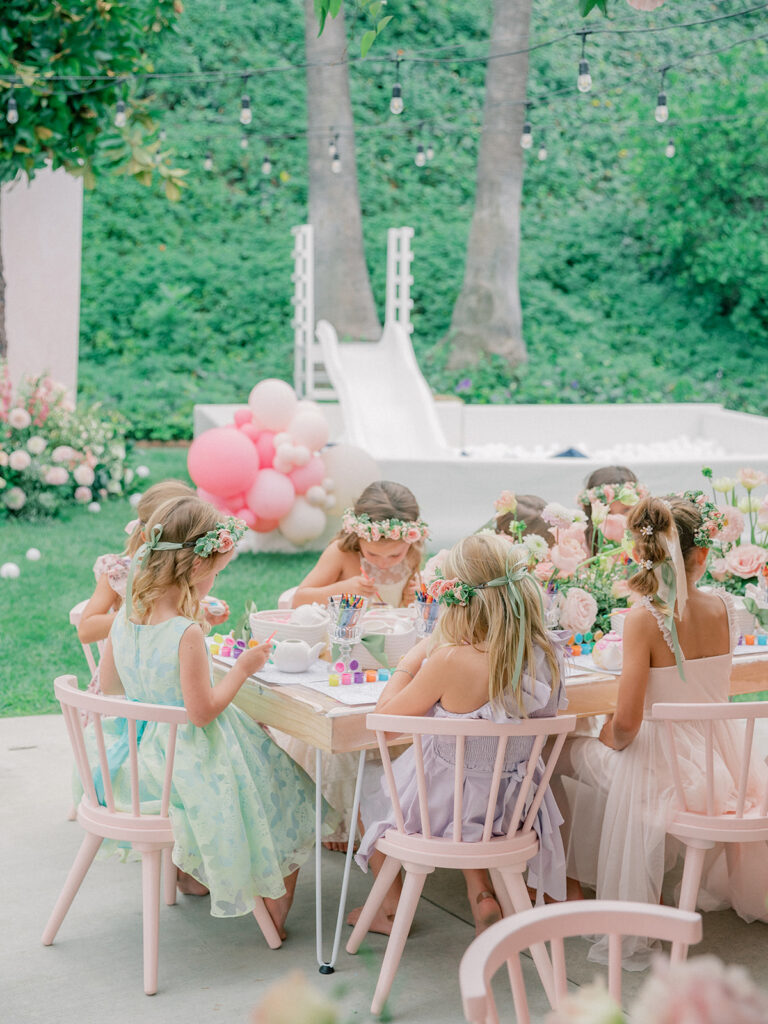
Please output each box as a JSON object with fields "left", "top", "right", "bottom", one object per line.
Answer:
{"left": 577, "top": 465, "right": 647, "bottom": 554}
{"left": 98, "top": 496, "right": 329, "bottom": 936}
{"left": 554, "top": 494, "right": 768, "bottom": 966}
{"left": 292, "top": 480, "right": 428, "bottom": 609}
{"left": 352, "top": 532, "right": 568, "bottom": 936}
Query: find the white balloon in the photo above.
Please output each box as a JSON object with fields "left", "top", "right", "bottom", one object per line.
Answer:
{"left": 325, "top": 495, "right": 336, "bottom": 510}
{"left": 321, "top": 444, "right": 380, "bottom": 517}
{"left": 248, "top": 379, "right": 298, "bottom": 432}
{"left": 279, "top": 497, "right": 327, "bottom": 546}
{"left": 274, "top": 431, "right": 292, "bottom": 448}
{"left": 292, "top": 444, "right": 311, "bottom": 467}
{"left": 272, "top": 453, "right": 294, "bottom": 474}
{"left": 305, "top": 484, "right": 327, "bottom": 507}
{"left": 0, "top": 562, "right": 20, "bottom": 579}
{"left": 322, "top": 477, "right": 335, "bottom": 493}
{"left": 287, "top": 408, "right": 330, "bottom": 452}
{"left": 25, "top": 548, "right": 41, "bottom": 561}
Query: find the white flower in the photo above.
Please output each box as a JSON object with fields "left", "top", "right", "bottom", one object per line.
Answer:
{"left": 542, "top": 502, "right": 578, "bottom": 530}
{"left": 3, "top": 486, "right": 26, "bottom": 510}
{"left": 124, "top": 467, "right": 134, "bottom": 485}
{"left": 26, "top": 436, "right": 47, "bottom": 456}
{"left": 9, "top": 450, "right": 31, "bottom": 471}
{"left": 712, "top": 477, "right": 736, "bottom": 493}
{"left": 0, "top": 451, "right": 7, "bottom": 467}
{"left": 544, "top": 977, "right": 623, "bottom": 1024}
{"left": 8, "top": 407, "right": 32, "bottom": 430}
{"left": 135, "top": 464, "right": 150, "bottom": 478}
{"left": 74, "top": 486, "right": 92, "bottom": 503}
{"left": 51, "top": 445, "right": 75, "bottom": 464}
{"left": 738, "top": 496, "right": 761, "bottom": 514}
{"left": 523, "top": 534, "right": 550, "bottom": 561}
{"left": 73, "top": 463, "right": 95, "bottom": 487}
{"left": 45, "top": 466, "right": 69, "bottom": 486}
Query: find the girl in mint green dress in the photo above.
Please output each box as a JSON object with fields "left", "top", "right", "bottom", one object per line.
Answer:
{"left": 98, "top": 496, "right": 327, "bottom": 936}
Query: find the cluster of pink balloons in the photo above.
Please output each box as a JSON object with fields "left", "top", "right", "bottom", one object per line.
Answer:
{"left": 187, "top": 379, "right": 378, "bottom": 546}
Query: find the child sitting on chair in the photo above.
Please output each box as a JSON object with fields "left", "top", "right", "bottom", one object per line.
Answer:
{"left": 292, "top": 480, "right": 428, "bottom": 609}
{"left": 351, "top": 532, "right": 568, "bottom": 937}
{"left": 577, "top": 466, "right": 648, "bottom": 555}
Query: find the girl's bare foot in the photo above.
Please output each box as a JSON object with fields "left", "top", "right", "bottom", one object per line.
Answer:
{"left": 472, "top": 890, "right": 502, "bottom": 937}
{"left": 264, "top": 870, "right": 299, "bottom": 940}
{"left": 346, "top": 903, "right": 397, "bottom": 935}
{"left": 322, "top": 839, "right": 357, "bottom": 853}
{"left": 177, "top": 869, "right": 209, "bottom": 897}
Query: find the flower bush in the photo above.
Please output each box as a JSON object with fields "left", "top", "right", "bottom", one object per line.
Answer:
{"left": 701, "top": 467, "right": 768, "bottom": 596}
{"left": 0, "top": 363, "right": 133, "bottom": 519}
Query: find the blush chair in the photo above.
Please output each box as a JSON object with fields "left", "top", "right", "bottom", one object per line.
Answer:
{"left": 652, "top": 699, "right": 768, "bottom": 958}
{"left": 69, "top": 598, "right": 103, "bottom": 676}
{"left": 459, "top": 900, "right": 702, "bottom": 1024}
{"left": 43, "top": 675, "right": 282, "bottom": 995}
{"left": 347, "top": 711, "right": 577, "bottom": 1016}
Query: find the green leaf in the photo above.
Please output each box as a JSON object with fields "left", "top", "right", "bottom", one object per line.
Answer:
{"left": 360, "top": 29, "right": 377, "bottom": 58}
{"left": 376, "top": 14, "right": 393, "bottom": 34}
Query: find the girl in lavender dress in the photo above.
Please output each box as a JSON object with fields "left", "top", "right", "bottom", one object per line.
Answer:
{"left": 351, "top": 532, "right": 568, "bottom": 937}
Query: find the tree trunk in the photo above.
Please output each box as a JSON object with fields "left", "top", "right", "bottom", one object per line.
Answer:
{"left": 0, "top": 208, "right": 7, "bottom": 359}
{"left": 304, "top": 0, "right": 380, "bottom": 341}
{"left": 446, "top": 0, "right": 532, "bottom": 369}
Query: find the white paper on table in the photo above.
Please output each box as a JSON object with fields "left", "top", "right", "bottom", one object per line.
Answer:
{"left": 566, "top": 654, "right": 621, "bottom": 677}
{"left": 734, "top": 643, "right": 768, "bottom": 657}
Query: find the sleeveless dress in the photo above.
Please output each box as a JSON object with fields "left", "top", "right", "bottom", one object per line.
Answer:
{"left": 356, "top": 645, "right": 569, "bottom": 901}
{"left": 360, "top": 554, "right": 413, "bottom": 607}
{"left": 105, "top": 609, "right": 324, "bottom": 916}
{"left": 83, "top": 554, "right": 132, "bottom": 710}
{"left": 557, "top": 591, "right": 768, "bottom": 967}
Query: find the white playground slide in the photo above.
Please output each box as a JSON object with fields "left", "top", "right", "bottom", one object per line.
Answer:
{"left": 315, "top": 319, "right": 450, "bottom": 459}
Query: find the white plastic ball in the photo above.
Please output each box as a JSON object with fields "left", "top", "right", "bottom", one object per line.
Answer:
{"left": 136, "top": 465, "right": 151, "bottom": 478}
{"left": 88, "top": 501, "right": 102, "bottom": 513}
{"left": 25, "top": 548, "right": 41, "bottom": 561}
{"left": 0, "top": 562, "right": 21, "bottom": 579}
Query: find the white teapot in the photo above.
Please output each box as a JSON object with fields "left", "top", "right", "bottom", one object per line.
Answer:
{"left": 272, "top": 638, "right": 325, "bottom": 673}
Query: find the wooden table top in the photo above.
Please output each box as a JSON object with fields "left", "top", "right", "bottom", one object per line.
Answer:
{"left": 224, "top": 651, "right": 768, "bottom": 755}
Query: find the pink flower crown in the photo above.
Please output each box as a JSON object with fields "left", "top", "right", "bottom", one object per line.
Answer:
{"left": 341, "top": 508, "right": 429, "bottom": 544}
{"left": 578, "top": 481, "right": 648, "bottom": 508}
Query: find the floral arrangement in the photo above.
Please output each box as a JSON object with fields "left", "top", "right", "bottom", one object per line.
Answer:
{"left": 341, "top": 508, "right": 429, "bottom": 544}
{"left": 0, "top": 363, "right": 133, "bottom": 519}
{"left": 700, "top": 467, "right": 768, "bottom": 596}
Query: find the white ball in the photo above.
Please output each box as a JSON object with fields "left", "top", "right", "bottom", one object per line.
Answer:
{"left": 136, "top": 465, "right": 151, "bottom": 478}
{"left": 25, "top": 548, "right": 41, "bottom": 561}
{"left": 0, "top": 562, "right": 20, "bottom": 579}
{"left": 88, "top": 501, "right": 102, "bottom": 513}
{"left": 129, "top": 492, "right": 142, "bottom": 508}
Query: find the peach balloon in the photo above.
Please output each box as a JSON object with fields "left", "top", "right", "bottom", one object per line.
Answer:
{"left": 289, "top": 455, "right": 326, "bottom": 495}
{"left": 248, "top": 379, "right": 297, "bottom": 432}
{"left": 288, "top": 408, "right": 330, "bottom": 452}
{"left": 233, "top": 408, "right": 252, "bottom": 428}
{"left": 253, "top": 516, "right": 280, "bottom": 534}
{"left": 188, "top": 427, "right": 260, "bottom": 498}
{"left": 239, "top": 422, "right": 261, "bottom": 443}
{"left": 246, "top": 468, "right": 296, "bottom": 521}
{"left": 235, "top": 507, "right": 258, "bottom": 530}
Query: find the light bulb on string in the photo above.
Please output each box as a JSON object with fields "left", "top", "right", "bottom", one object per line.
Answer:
{"left": 331, "top": 151, "right": 342, "bottom": 174}
{"left": 328, "top": 135, "right": 337, "bottom": 158}
{"left": 114, "top": 99, "right": 127, "bottom": 128}
{"left": 261, "top": 154, "right": 272, "bottom": 175}
{"left": 390, "top": 59, "right": 403, "bottom": 115}
{"left": 426, "top": 143, "right": 434, "bottom": 161}
{"left": 521, "top": 121, "right": 533, "bottom": 150}
{"left": 655, "top": 92, "right": 668, "bottom": 123}
{"left": 577, "top": 33, "right": 592, "bottom": 94}
{"left": 240, "top": 94, "right": 252, "bottom": 126}
{"left": 665, "top": 139, "right": 675, "bottom": 159}
{"left": 537, "top": 142, "right": 548, "bottom": 161}
{"left": 6, "top": 95, "right": 18, "bottom": 124}
{"left": 159, "top": 128, "right": 167, "bottom": 143}
{"left": 203, "top": 150, "right": 213, "bottom": 172}
{"left": 415, "top": 143, "right": 426, "bottom": 167}
{"left": 240, "top": 133, "right": 248, "bottom": 150}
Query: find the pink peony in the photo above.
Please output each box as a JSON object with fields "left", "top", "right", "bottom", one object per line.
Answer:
{"left": 550, "top": 537, "right": 586, "bottom": 578}
{"left": 724, "top": 544, "right": 768, "bottom": 580}
{"left": 737, "top": 467, "right": 768, "bottom": 492}
{"left": 9, "top": 450, "right": 31, "bottom": 471}
{"left": 73, "top": 463, "right": 95, "bottom": 487}
{"left": 559, "top": 522, "right": 587, "bottom": 546}
{"left": 558, "top": 587, "right": 598, "bottom": 632}
{"left": 600, "top": 513, "right": 627, "bottom": 543}
{"left": 45, "top": 466, "right": 69, "bottom": 486}
{"left": 601, "top": 484, "right": 615, "bottom": 505}
{"left": 217, "top": 530, "right": 234, "bottom": 554}
{"left": 428, "top": 577, "right": 459, "bottom": 600}
{"left": 631, "top": 954, "right": 768, "bottom": 1024}
{"left": 51, "top": 445, "right": 75, "bottom": 464}
{"left": 709, "top": 557, "right": 729, "bottom": 582}
{"left": 74, "top": 486, "right": 92, "bottom": 503}
{"left": 612, "top": 578, "right": 631, "bottom": 599}
{"left": 534, "top": 559, "right": 554, "bottom": 583}
{"left": 719, "top": 507, "right": 745, "bottom": 544}
{"left": 8, "top": 407, "right": 32, "bottom": 430}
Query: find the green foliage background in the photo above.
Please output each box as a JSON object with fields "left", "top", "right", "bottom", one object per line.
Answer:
{"left": 76, "top": 0, "right": 768, "bottom": 438}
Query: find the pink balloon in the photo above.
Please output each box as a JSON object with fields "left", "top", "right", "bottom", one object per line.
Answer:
{"left": 239, "top": 422, "right": 261, "bottom": 443}
{"left": 196, "top": 487, "right": 228, "bottom": 512}
{"left": 188, "top": 427, "right": 260, "bottom": 499}
{"left": 246, "top": 468, "right": 296, "bottom": 521}
{"left": 235, "top": 507, "right": 258, "bottom": 530}
{"left": 255, "top": 430, "right": 276, "bottom": 469}
{"left": 253, "top": 516, "right": 280, "bottom": 534}
{"left": 233, "top": 408, "right": 252, "bottom": 428}
{"left": 289, "top": 454, "right": 326, "bottom": 496}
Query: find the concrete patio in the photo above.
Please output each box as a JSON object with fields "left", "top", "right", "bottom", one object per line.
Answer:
{"left": 3, "top": 712, "right": 767, "bottom": 1023}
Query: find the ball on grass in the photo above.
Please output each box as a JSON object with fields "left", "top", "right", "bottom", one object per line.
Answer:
{"left": 88, "top": 502, "right": 102, "bottom": 513}
{"left": 25, "top": 548, "right": 41, "bottom": 561}
{"left": 0, "top": 562, "right": 21, "bottom": 579}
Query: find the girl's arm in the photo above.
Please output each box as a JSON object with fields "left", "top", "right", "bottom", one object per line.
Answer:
{"left": 98, "top": 637, "right": 125, "bottom": 696}
{"left": 291, "top": 543, "right": 375, "bottom": 606}
{"left": 598, "top": 610, "right": 653, "bottom": 750}
{"left": 179, "top": 625, "right": 272, "bottom": 727}
{"left": 77, "top": 574, "right": 120, "bottom": 644}
{"left": 376, "top": 641, "right": 448, "bottom": 716}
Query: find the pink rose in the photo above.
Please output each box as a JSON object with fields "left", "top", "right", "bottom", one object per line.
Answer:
{"left": 370, "top": 526, "right": 381, "bottom": 542}
{"left": 600, "top": 513, "right": 627, "bottom": 543}
{"left": 9, "top": 450, "right": 31, "bottom": 471}
{"left": 719, "top": 507, "right": 745, "bottom": 544}
{"left": 45, "top": 466, "right": 69, "bottom": 485}
{"left": 724, "top": 544, "right": 768, "bottom": 580}
{"left": 217, "top": 530, "right": 234, "bottom": 554}
{"left": 559, "top": 522, "right": 587, "bottom": 545}
{"left": 612, "top": 578, "right": 631, "bottom": 599}
{"left": 74, "top": 486, "right": 92, "bottom": 503}
{"left": 73, "top": 463, "right": 95, "bottom": 487}
{"left": 737, "top": 467, "right": 768, "bottom": 492}
{"left": 405, "top": 526, "right": 422, "bottom": 543}
{"left": 428, "top": 577, "right": 458, "bottom": 600}
{"left": 558, "top": 587, "right": 598, "bottom": 633}
{"left": 549, "top": 537, "right": 585, "bottom": 578}
{"left": 534, "top": 559, "right": 554, "bottom": 583}
{"left": 602, "top": 484, "right": 615, "bottom": 505}
{"left": 709, "top": 557, "right": 729, "bottom": 582}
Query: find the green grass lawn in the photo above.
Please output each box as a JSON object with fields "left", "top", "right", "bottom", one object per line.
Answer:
{"left": 0, "top": 446, "right": 317, "bottom": 717}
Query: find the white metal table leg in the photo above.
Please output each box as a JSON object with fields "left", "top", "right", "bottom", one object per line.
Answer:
{"left": 317, "top": 748, "right": 367, "bottom": 973}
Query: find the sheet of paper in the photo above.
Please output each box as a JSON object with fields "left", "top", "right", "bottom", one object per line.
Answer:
{"left": 567, "top": 654, "right": 621, "bottom": 676}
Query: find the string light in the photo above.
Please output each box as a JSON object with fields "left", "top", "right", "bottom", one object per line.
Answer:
{"left": 328, "top": 135, "right": 337, "bottom": 158}
{"left": 537, "top": 140, "right": 548, "bottom": 161}
{"left": 655, "top": 68, "right": 669, "bottom": 123}
{"left": 6, "top": 95, "right": 18, "bottom": 124}
{"left": 114, "top": 98, "right": 127, "bottom": 128}
{"left": 521, "top": 105, "right": 533, "bottom": 149}
{"left": 331, "top": 148, "right": 342, "bottom": 174}
{"left": 665, "top": 138, "right": 676, "bottom": 158}
{"left": 415, "top": 142, "right": 426, "bottom": 167}
{"left": 240, "top": 93, "right": 252, "bottom": 126}
{"left": 261, "top": 153, "right": 272, "bottom": 174}
{"left": 240, "top": 133, "right": 248, "bottom": 149}
{"left": 577, "top": 32, "right": 593, "bottom": 94}
{"left": 203, "top": 150, "right": 213, "bottom": 171}
{"left": 390, "top": 59, "right": 403, "bottom": 115}
{"left": 426, "top": 143, "right": 434, "bottom": 161}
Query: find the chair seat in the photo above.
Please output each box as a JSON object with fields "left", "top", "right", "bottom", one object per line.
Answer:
{"left": 77, "top": 800, "right": 175, "bottom": 845}
{"left": 377, "top": 828, "right": 540, "bottom": 871}
{"left": 669, "top": 808, "right": 768, "bottom": 845}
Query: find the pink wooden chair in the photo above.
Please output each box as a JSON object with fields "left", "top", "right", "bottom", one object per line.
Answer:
{"left": 652, "top": 699, "right": 768, "bottom": 957}
{"left": 69, "top": 599, "right": 104, "bottom": 676}
{"left": 43, "top": 675, "right": 281, "bottom": 995}
{"left": 347, "top": 711, "right": 577, "bottom": 1016}
{"left": 459, "top": 900, "right": 702, "bottom": 1024}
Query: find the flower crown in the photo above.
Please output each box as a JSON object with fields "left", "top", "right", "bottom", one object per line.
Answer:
{"left": 679, "top": 490, "right": 728, "bottom": 548}
{"left": 578, "top": 481, "right": 648, "bottom": 509}
{"left": 427, "top": 561, "right": 529, "bottom": 607}
{"left": 138, "top": 516, "right": 247, "bottom": 565}
{"left": 341, "top": 508, "right": 429, "bottom": 544}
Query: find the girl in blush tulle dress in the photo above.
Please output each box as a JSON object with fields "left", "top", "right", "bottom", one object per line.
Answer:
{"left": 98, "top": 496, "right": 330, "bottom": 936}
{"left": 554, "top": 494, "right": 768, "bottom": 968}
{"left": 351, "top": 532, "right": 568, "bottom": 937}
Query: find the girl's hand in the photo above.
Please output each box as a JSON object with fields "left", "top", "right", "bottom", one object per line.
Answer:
{"left": 345, "top": 574, "right": 377, "bottom": 598}
{"left": 401, "top": 574, "right": 417, "bottom": 607}
{"left": 237, "top": 640, "right": 274, "bottom": 676}
{"left": 202, "top": 596, "right": 229, "bottom": 626}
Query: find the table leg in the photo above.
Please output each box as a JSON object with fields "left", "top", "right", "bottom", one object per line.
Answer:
{"left": 316, "top": 748, "right": 367, "bottom": 974}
